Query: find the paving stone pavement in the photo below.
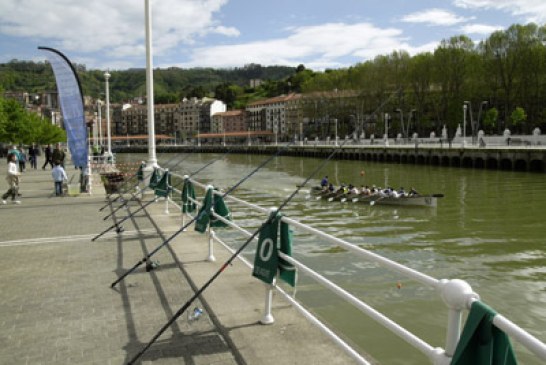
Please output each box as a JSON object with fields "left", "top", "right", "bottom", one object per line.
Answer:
{"left": 0, "top": 162, "right": 240, "bottom": 365}
{"left": 0, "top": 159, "right": 365, "bottom": 365}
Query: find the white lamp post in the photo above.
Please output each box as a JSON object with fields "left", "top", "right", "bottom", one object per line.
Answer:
{"left": 463, "top": 104, "right": 468, "bottom": 148}
{"left": 144, "top": 0, "right": 157, "bottom": 168}
{"left": 384, "top": 113, "right": 390, "bottom": 146}
{"left": 97, "top": 100, "right": 102, "bottom": 147}
{"left": 104, "top": 72, "right": 112, "bottom": 157}
{"left": 93, "top": 112, "right": 98, "bottom": 147}
{"left": 334, "top": 118, "right": 338, "bottom": 146}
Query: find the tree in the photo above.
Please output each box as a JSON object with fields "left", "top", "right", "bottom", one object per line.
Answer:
{"left": 510, "top": 106, "right": 527, "bottom": 131}
{"left": 0, "top": 95, "right": 65, "bottom": 144}
{"left": 482, "top": 107, "right": 498, "bottom": 132}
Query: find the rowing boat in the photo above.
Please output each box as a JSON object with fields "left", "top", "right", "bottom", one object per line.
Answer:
{"left": 310, "top": 186, "right": 442, "bottom": 207}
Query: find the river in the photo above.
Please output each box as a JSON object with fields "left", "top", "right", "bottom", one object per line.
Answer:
{"left": 118, "top": 152, "right": 546, "bottom": 364}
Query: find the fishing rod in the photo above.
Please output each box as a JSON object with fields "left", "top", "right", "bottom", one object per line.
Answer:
{"left": 125, "top": 133, "right": 354, "bottom": 365}
{"left": 125, "top": 92, "right": 403, "bottom": 365}
{"left": 92, "top": 151, "right": 232, "bottom": 242}
{"left": 110, "top": 140, "right": 297, "bottom": 288}
{"left": 98, "top": 153, "right": 178, "bottom": 211}
{"left": 102, "top": 154, "right": 192, "bottom": 221}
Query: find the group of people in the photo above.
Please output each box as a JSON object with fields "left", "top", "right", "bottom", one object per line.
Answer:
{"left": 2, "top": 143, "right": 68, "bottom": 204}
{"left": 320, "top": 176, "right": 419, "bottom": 198}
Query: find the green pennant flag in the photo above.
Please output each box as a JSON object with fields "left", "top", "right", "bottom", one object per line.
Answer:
{"left": 154, "top": 171, "right": 170, "bottom": 197}
{"left": 148, "top": 168, "right": 161, "bottom": 189}
{"left": 195, "top": 188, "right": 213, "bottom": 233}
{"left": 278, "top": 220, "right": 296, "bottom": 287}
{"left": 136, "top": 162, "right": 145, "bottom": 182}
{"left": 252, "top": 212, "right": 279, "bottom": 285}
{"left": 181, "top": 179, "right": 196, "bottom": 213}
{"left": 452, "top": 301, "right": 517, "bottom": 365}
{"left": 210, "top": 191, "right": 231, "bottom": 228}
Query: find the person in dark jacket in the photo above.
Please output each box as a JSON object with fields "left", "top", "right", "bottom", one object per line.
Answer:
{"left": 28, "top": 143, "right": 38, "bottom": 169}
{"left": 51, "top": 143, "right": 65, "bottom": 168}
{"left": 42, "top": 144, "right": 53, "bottom": 170}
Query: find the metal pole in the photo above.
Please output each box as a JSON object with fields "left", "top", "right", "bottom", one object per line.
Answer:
{"left": 105, "top": 72, "right": 112, "bottom": 157}
{"left": 463, "top": 104, "right": 467, "bottom": 148}
{"left": 334, "top": 118, "right": 338, "bottom": 146}
{"left": 145, "top": 0, "right": 157, "bottom": 168}
{"left": 384, "top": 113, "right": 389, "bottom": 146}
{"left": 97, "top": 101, "right": 102, "bottom": 147}
{"left": 93, "top": 112, "right": 98, "bottom": 149}
{"left": 300, "top": 121, "right": 303, "bottom": 146}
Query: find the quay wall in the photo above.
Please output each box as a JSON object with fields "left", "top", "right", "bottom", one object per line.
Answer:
{"left": 114, "top": 145, "right": 546, "bottom": 173}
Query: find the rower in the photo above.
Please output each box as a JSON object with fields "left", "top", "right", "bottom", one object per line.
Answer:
{"left": 328, "top": 183, "right": 335, "bottom": 192}
{"left": 397, "top": 187, "right": 407, "bottom": 197}
{"left": 348, "top": 184, "right": 358, "bottom": 194}
{"left": 408, "top": 187, "right": 419, "bottom": 196}
{"left": 320, "top": 175, "right": 329, "bottom": 189}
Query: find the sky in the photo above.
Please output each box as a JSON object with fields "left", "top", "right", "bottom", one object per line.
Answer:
{"left": 0, "top": 0, "right": 545, "bottom": 71}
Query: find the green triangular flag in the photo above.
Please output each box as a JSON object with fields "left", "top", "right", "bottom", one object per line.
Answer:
{"left": 278, "top": 219, "right": 296, "bottom": 287}
{"left": 195, "top": 188, "right": 213, "bottom": 233}
{"left": 452, "top": 301, "right": 517, "bottom": 365}
{"left": 181, "top": 179, "right": 196, "bottom": 213}
{"left": 136, "top": 162, "right": 145, "bottom": 182}
{"left": 154, "top": 171, "right": 170, "bottom": 197}
{"left": 252, "top": 212, "right": 279, "bottom": 285}
{"left": 210, "top": 191, "right": 231, "bottom": 228}
{"left": 148, "top": 168, "right": 161, "bottom": 189}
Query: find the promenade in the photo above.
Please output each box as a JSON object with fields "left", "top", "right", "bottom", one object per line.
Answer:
{"left": 0, "top": 160, "right": 364, "bottom": 365}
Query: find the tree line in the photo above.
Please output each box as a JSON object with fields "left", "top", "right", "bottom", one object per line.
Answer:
{"left": 299, "top": 23, "right": 546, "bottom": 137}
{"left": 0, "top": 92, "right": 66, "bottom": 145}
{"left": 1, "top": 23, "right": 545, "bottom": 138}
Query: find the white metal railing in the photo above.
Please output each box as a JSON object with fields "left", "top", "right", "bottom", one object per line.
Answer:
{"left": 153, "top": 168, "right": 546, "bottom": 364}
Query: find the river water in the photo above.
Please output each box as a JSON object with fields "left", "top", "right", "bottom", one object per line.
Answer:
{"left": 118, "top": 152, "right": 546, "bottom": 364}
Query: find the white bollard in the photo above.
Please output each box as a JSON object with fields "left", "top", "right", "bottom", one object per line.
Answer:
{"left": 260, "top": 282, "right": 275, "bottom": 325}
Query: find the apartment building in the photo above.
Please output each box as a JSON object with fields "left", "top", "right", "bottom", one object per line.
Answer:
{"left": 211, "top": 110, "right": 246, "bottom": 133}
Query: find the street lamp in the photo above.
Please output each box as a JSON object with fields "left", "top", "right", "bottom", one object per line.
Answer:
{"left": 384, "top": 113, "right": 390, "bottom": 146}
{"left": 104, "top": 72, "right": 112, "bottom": 158}
{"left": 97, "top": 100, "right": 102, "bottom": 147}
{"left": 300, "top": 121, "right": 303, "bottom": 146}
{"left": 463, "top": 103, "right": 468, "bottom": 148}
{"left": 93, "top": 112, "right": 98, "bottom": 148}
{"left": 334, "top": 118, "right": 338, "bottom": 146}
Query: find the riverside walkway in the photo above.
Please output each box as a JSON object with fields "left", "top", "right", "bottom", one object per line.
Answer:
{"left": 0, "top": 160, "right": 364, "bottom": 365}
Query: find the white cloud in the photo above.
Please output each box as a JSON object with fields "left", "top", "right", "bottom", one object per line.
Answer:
{"left": 401, "top": 8, "right": 470, "bottom": 26}
{"left": 0, "top": 0, "right": 235, "bottom": 57}
{"left": 460, "top": 23, "right": 504, "bottom": 35}
{"left": 453, "top": 0, "right": 546, "bottom": 23}
{"left": 172, "top": 22, "right": 439, "bottom": 70}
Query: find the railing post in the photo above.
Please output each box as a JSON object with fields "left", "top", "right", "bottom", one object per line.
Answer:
{"left": 260, "top": 281, "right": 275, "bottom": 325}
{"left": 207, "top": 213, "right": 216, "bottom": 262}
{"left": 439, "top": 279, "right": 479, "bottom": 357}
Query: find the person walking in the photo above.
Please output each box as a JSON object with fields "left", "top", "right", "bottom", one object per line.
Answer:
{"left": 51, "top": 160, "right": 68, "bottom": 196}
{"left": 51, "top": 143, "right": 65, "bottom": 168}
{"left": 42, "top": 144, "right": 53, "bottom": 170}
{"left": 2, "top": 153, "right": 21, "bottom": 204}
{"left": 18, "top": 148, "right": 27, "bottom": 172}
{"left": 28, "top": 143, "right": 38, "bottom": 169}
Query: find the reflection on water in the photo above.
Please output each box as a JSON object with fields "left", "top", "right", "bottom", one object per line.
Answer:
{"left": 119, "top": 153, "right": 546, "bottom": 364}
